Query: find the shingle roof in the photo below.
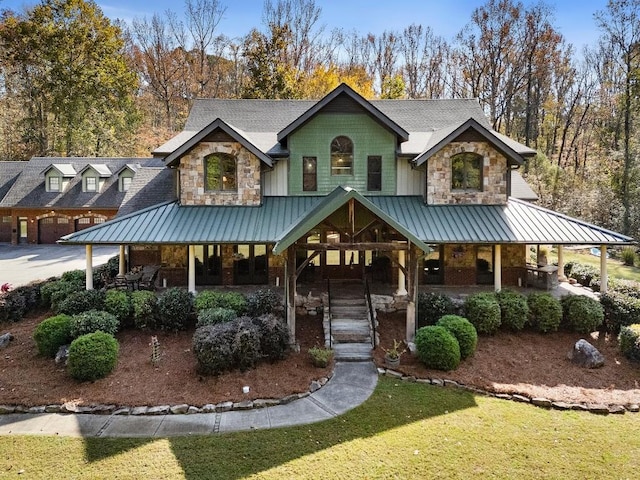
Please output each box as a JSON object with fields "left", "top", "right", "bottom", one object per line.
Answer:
{"left": 510, "top": 171, "right": 538, "bottom": 201}
{"left": 79, "top": 164, "right": 112, "bottom": 177}
{"left": 0, "top": 162, "right": 26, "bottom": 205}
{"left": 117, "top": 167, "right": 177, "bottom": 217}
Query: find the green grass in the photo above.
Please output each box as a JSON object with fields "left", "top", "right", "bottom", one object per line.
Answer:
{"left": 550, "top": 249, "right": 640, "bottom": 281}
{"left": 1, "top": 378, "right": 639, "bottom": 479}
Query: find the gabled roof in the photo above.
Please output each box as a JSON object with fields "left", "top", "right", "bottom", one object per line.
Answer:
{"left": 0, "top": 162, "right": 26, "bottom": 205}
{"left": 272, "top": 186, "right": 430, "bottom": 254}
{"left": 163, "top": 118, "right": 273, "bottom": 167}
{"left": 115, "top": 163, "right": 141, "bottom": 175}
{"left": 276, "top": 83, "right": 409, "bottom": 143}
{"left": 41, "top": 163, "right": 77, "bottom": 177}
{"left": 510, "top": 171, "right": 538, "bottom": 201}
{"left": 78, "top": 164, "right": 111, "bottom": 177}
{"left": 412, "top": 118, "right": 535, "bottom": 167}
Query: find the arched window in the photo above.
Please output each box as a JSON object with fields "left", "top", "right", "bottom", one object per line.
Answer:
{"left": 205, "top": 153, "right": 236, "bottom": 191}
{"left": 330, "top": 136, "right": 353, "bottom": 176}
{"left": 451, "top": 152, "right": 483, "bottom": 191}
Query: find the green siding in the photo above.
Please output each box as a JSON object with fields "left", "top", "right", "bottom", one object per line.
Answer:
{"left": 288, "top": 113, "right": 397, "bottom": 195}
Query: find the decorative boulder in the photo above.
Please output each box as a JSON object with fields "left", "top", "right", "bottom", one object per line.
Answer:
{"left": 55, "top": 344, "right": 70, "bottom": 365}
{"left": 0, "top": 333, "right": 13, "bottom": 349}
{"left": 568, "top": 339, "right": 605, "bottom": 368}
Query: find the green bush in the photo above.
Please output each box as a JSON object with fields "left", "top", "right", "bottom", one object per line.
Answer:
{"left": 495, "top": 289, "right": 529, "bottom": 331}
{"left": 156, "top": 287, "right": 193, "bottom": 331}
{"left": 620, "top": 247, "right": 637, "bottom": 266}
{"left": 130, "top": 290, "right": 157, "bottom": 329}
{"left": 567, "top": 263, "right": 599, "bottom": 287}
{"left": 194, "top": 290, "right": 247, "bottom": 315}
{"left": 104, "top": 290, "right": 132, "bottom": 326}
{"left": 527, "top": 293, "right": 562, "bottom": 333}
{"left": 436, "top": 315, "right": 477, "bottom": 359}
{"left": 561, "top": 295, "right": 604, "bottom": 333}
{"left": 463, "top": 292, "right": 501, "bottom": 334}
{"left": 232, "top": 318, "right": 262, "bottom": 372}
{"left": 592, "top": 278, "right": 640, "bottom": 298}
{"left": 70, "top": 310, "right": 119, "bottom": 338}
{"left": 57, "top": 289, "right": 105, "bottom": 316}
{"left": 308, "top": 346, "right": 333, "bottom": 367}
{"left": 246, "top": 289, "right": 283, "bottom": 316}
{"left": 252, "top": 313, "right": 290, "bottom": 361}
{"left": 193, "top": 322, "right": 237, "bottom": 375}
{"left": 618, "top": 324, "right": 640, "bottom": 362}
{"left": 600, "top": 292, "right": 640, "bottom": 334}
{"left": 196, "top": 307, "right": 237, "bottom": 328}
{"left": 563, "top": 260, "right": 576, "bottom": 278}
{"left": 417, "top": 292, "right": 456, "bottom": 327}
{"left": 41, "top": 280, "right": 83, "bottom": 312}
{"left": 415, "top": 325, "right": 461, "bottom": 371}
{"left": 0, "top": 283, "right": 45, "bottom": 322}
{"left": 67, "top": 331, "right": 119, "bottom": 382}
{"left": 33, "top": 314, "right": 73, "bottom": 357}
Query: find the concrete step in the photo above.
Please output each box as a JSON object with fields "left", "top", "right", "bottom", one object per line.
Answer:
{"left": 331, "top": 306, "right": 368, "bottom": 315}
{"left": 331, "top": 298, "right": 366, "bottom": 306}
{"left": 333, "top": 342, "right": 373, "bottom": 361}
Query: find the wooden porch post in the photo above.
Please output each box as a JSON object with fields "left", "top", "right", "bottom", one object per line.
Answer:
{"left": 286, "top": 247, "right": 297, "bottom": 343}
{"left": 396, "top": 247, "right": 408, "bottom": 296}
{"left": 85, "top": 244, "right": 93, "bottom": 290}
{"left": 119, "top": 245, "right": 126, "bottom": 275}
{"left": 188, "top": 245, "right": 196, "bottom": 294}
{"left": 600, "top": 244, "right": 608, "bottom": 294}
{"left": 494, "top": 244, "right": 502, "bottom": 292}
{"left": 406, "top": 245, "right": 418, "bottom": 342}
{"left": 557, "top": 245, "right": 564, "bottom": 280}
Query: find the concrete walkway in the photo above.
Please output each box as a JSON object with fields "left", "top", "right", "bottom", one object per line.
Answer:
{"left": 0, "top": 361, "right": 378, "bottom": 438}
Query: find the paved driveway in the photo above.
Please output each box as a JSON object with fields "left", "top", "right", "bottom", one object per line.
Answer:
{"left": 0, "top": 244, "right": 119, "bottom": 287}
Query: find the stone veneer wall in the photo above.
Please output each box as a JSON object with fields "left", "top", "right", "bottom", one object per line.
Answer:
{"left": 179, "top": 142, "right": 261, "bottom": 206}
{"left": 442, "top": 243, "right": 527, "bottom": 286}
{"left": 427, "top": 142, "right": 508, "bottom": 205}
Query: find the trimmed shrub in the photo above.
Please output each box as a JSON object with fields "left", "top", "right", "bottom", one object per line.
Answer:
{"left": 104, "top": 290, "right": 132, "bottom": 326}
{"left": 592, "top": 278, "right": 640, "bottom": 298}
{"left": 195, "top": 291, "right": 247, "bottom": 315}
{"left": 417, "top": 292, "right": 456, "bottom": 327}
{"left": 436, "top": 315, "right": 477, "bottom": 359}
{"left": 561, "top": 295, "right": 604, "bottom": 333}
{"left": 0, "top": 290, "right": 27, "bottom": 322}
{"left": 563, "top": 260, "right": 576, "bottom": 278}
{"left": 58, "top": 289, "right": 105, "bottom": 316}
{"left": 196, "top": 307, "right": 237, "bottom": 328}
{"left": 67, "top": 331, "right": 119, "bottom": 382}
{"left": 232, "top": 318, "right": 262, "bottom": 371}
{"left": 620, "top": 247, "right": 637, "bottom": 266}
{"left": 70, "top": 310, "right": 119, "bottom": 338}
{"left": 415, "top": 325, "right": 461, "bottom": 371}
{"left": 130, "top": 290, "right": 157, "bottom": 329}
{"left": 61, "top": 269, "right": 86, "bottom": 284}
{"left": 245, "top": 289, "right": 283, "bottom": 316}
{"left": 463, "top": 292, "right": 501, "bottom": 334}
{"left": 42, "top": 280, "right": 84, "bottom": 312}
{"left": 193, "top": 322, "right": 237, "bottom": 375}
{"left": 527, "top": 293, "right": 562, "bottom": 333}
{"left": 33, "top": 314, "right": 73, "bottom": 357}
{"left": 495, "top": 289, "right": 529, "bottom": 331}
{"left": 156, "top": 287, "right": 193, "bottom": 331}
{"left": 600, "top": 292, "right": 640, "bottom": 334}
{"left": 308, "top": 346, "right": 333, "bottom": 367}
{"left": 568, "top": 263, "right": 599, "bottom": 288}
{"left": 618, "top": 324, "right": 640, "bottom": 362}
{"left": 252, "top": 313, "right": 290, "bottom": 361}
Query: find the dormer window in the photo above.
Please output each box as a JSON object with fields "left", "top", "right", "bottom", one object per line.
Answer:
{"left": 331, "top": 136, "right": 353, "bottom": 176}
{"left": 85, "top": 176, "right": 97, "bottom": 192}
{"left": 121, "top": 176, "right": 132, "bottom": 192}
{"left": 451, "top": 152, "right": 483, "bottom": 191}
{"left": 205, "top": 153, "right": 236, "bottom": 191}
{"left": 48, "top": 176, "right": 60, "bottom": 192}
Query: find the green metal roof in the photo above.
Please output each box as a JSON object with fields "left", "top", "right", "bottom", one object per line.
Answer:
{"left": 59, "top": 195, "right": 634, "bottom": 246}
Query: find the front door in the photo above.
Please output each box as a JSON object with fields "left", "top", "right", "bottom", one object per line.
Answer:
{"left": 18, "top": 218, "right": 28, "bottom": 244}
{"left": 194, "top": 244, "right": 222, "bottom": 285}
{"left": 233, "top": 244, "right": 268, "bottom": 285}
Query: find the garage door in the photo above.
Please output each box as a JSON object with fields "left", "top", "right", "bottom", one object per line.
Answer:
{"left": 38, "top": 217, "right": 72, "bottom": 244}
{"left": 0, "top": 216, "right": 11, "bottom": 243}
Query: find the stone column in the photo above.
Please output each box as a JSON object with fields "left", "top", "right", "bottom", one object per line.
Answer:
{"left": 557, "top": 245, "right": 564, "bottom": 280}
{"left": 188, "top": 245, "right": 196, "bottom": 294}
{"left": 119, "top": 245, "right": 126, "bottom": 275}
{"left": 600, "top": 244, "right": 608, "bottom": 294}
{"left": 493, "top": 244, "right": 502, "bottom": 292}
{"left": 85, "top": 244, "right": 93, "bottom": 290}
{"left": 396, "top": 248, "right": 408, "bottom": 296}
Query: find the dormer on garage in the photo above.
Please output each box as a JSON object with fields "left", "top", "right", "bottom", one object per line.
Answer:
{"left": 78, "top": 164, "right": 112, "bottom": 193}
{"left": 42, "top": 164, "right": 76, "bottom": 193}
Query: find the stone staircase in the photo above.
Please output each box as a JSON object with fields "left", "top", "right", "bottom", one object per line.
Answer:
{"left": 325, "top": 280, "right": 373, "bottom": 361}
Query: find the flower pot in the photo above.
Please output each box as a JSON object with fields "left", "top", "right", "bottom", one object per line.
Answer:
{"left": 385, "top": 354, "right": 400, "bottom": 368}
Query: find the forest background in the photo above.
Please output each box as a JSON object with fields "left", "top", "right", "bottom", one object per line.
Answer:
{"left": 0, "top": 0, "right": 638, "bottom": 240}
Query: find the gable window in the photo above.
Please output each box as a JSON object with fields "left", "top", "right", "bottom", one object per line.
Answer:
{"left": 303, "top": 156, "right": 317, "bottom": 191}
{"left": 48, "top": 176, "right": 60, "bottom": 192}
{"left": 451, "top": 152, "right": 483, "bottom": 191}
{"left": 367, "top": 156, "right": 382, "bottom": 191}
{"left": 331, "top": 136, "right": 353, "bottom": 176}
{"left": 205, "top": 153, "right": 236, "bottom": 191}
{"left": 85, "top": 176, "right": 97, "bottom": 192}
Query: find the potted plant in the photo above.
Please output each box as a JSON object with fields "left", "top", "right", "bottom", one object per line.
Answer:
{"left": 382, "top": 339, "right": 407, "bottom": 368}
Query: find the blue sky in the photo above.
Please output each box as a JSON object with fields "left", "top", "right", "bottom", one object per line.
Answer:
{"left": 1, "top": 0, "right": 608, "bottom": 50}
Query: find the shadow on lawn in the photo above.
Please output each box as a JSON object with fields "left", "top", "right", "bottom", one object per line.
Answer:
{"left": 81, "top": 378, "right": 478, "bottom": 479}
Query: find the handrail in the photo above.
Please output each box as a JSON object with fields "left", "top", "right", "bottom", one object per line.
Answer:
{"left": 327, "top": 278, "right": 332, "bottom": 349}
{"left": 364, "top": 276, "right": 376, "bottom": 348}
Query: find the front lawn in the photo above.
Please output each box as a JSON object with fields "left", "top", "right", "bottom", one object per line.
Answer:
{"left": 551, "top": 249, "right": 640, "bottom": 281}
{"left": 1, "top": 378, "right": 639, "bottom": 479}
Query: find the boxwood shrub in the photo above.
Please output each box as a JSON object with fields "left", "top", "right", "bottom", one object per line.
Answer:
{"left": 232, "top": 318, "right": 262, "bottom": 372}
{"left": 130, "top": 290, "right": 157, "bottom": 329}
{"left": 415, "top": 325, "right": 461, "bottom": 371}
{"left": 104, "top": 290, "right": 132, "bottom": 326}
{"left": 495, "top": 289, "right": 529, "bottom": 331}
{"left": 245, "top": 289, "right": 283, "bottom": 316}
{"left": 41, "top": 280, "right": 84, "bottom": 312}
{"left": 527, "top": 293, "right": 562, "bottom": 333}
{"left": 57, "top": 289, "right": 105, "bottom": 316}
{"left": 618, "top": 324, "right": 640, "bottom": 362}
{"left": 436, "top": 315, "right": 477, "bottom": 359}
{"left": 599, "top": 292, "right": 640, "bottom": 334}
{"left": 196, "top": 307, "right": 237, "bottom": 327}
{"left": 567, "top": 263, "right": 599, "bottom": 288}
{"left": 561, "top": 295, "right": 604, "bottom": 333}
{"left": 156, "top": 287, "right": 194, "bottom": 331}
{"left": 252, "top": 313, "right": 290, "bottom": 361}
{"left": 33, "top": 314, "right": 73, "bottom": 357}
{"left": 463, "top": 292, "right": 501, "bottom": 334}
{"left": 417, "top": 292, "right": 456, "bottom": 328}
{"left": 70, "top": 310, "right": 119, "bottom": 338}
{"left": 194, "top": 290, "right": 247, "bottom": 315}
{"left": 67, "top": 331, "right": 119, "bottom": 382}
{"left": 193, "top": 322, "right": 237, "bottom": 375}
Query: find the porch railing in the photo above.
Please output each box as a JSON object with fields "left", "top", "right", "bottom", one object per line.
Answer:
{"left": 327, "top": 278, "right": 332, "bottom": 349}
{"left": 365, "top": 276, "right": 376, "bottom": 348}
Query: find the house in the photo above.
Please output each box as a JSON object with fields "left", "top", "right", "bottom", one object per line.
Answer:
{"left": 0, "top": 157, "right": 164, "bottom": 244}
{"left": 58, "top": 84, "right": 633, "bottom": 341}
